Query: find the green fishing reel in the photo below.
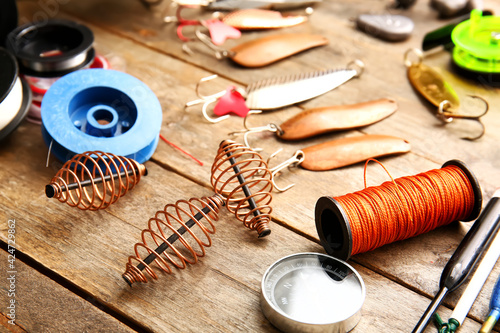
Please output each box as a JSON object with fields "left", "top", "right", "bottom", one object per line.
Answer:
{"left": 451, "top": 10, "right": 500, "bottom": 75}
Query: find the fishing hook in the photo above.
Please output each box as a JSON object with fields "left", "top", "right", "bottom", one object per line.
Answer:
{"left": 194, "top": 28, "right": 236, "bottom": 59}
{"left": 229, "top": 110, "right": 283, "bottom": 151}
{"left": 201, "top": 97, "right": 230, "bottom": 123}
{"left": 437, "top": 95, "right": 489, "bottom": 141}
{"left": 184, "top": 74, "right": 227, "bottom": 108}
{"left": 265, "top": 149, "right": 305, "bottom": 192}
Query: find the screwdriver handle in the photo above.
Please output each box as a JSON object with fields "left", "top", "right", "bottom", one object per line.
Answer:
{"left": 480, "top": 274, "right": 500, "bottom": 333}
{"left": 440, "top": 196, "right": 500, "bottom": 292}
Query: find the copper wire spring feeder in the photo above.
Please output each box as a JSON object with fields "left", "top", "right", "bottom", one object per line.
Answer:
{"left": 45, "top": 151, "right": 147, "bottom": 210}
{"left": 122, "top": 140, "right": 274, "bottom": 286}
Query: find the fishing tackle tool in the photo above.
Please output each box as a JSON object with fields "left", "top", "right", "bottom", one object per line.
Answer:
{"left": 0, "top": 0, "right": 17, "bottom": 48}
{"left": 216, "top": 8, "right": 310, "bottom": 30}
{"left": 451, "top": 10, "right": 500, "bottom": 78}
{"left": 25, "top": 54, "right": 111, "bottom": 125}
{"left": 356, "top": 14, "right": 414, "bottom": 42}
{"left": 433, "top": 188, "right": 500, "bottom": 333}
{"left": 45, "top": 151, "right": 147, "bottom": 210}
{"left": 206, "top": 0, "right": 322, "bottom": 11}
{"left": 41, "top": 68, "right": 162, "bottom": 164}
{"left": 0, "top": 47, "right": 31, "bottom": 141}
{"left": 430, "top": 0, "right": 471, "bottom": 18}
{"left": 6, "top": 19, "right": 95, "bottom": 78}
{"left": 186, "top": 60, "right": 364, "bottom": 122}
{"left": 122, "top": 140, "right": 274, "bottom": 285}
{"left": 422, "top": 10, "right": 493, "bottom": 52}
{"left": 164, "top": 5, "right": 242, "bottom": 45}
{"left": 166, "top": 6, "right": 310, "bottom": 44}
{"left": 481, "top": 266, "right": 500, "bottom": 333}
{"left": 412, "top": 188, "right": 500, "bottom": 333}
{"left": 315, "top": 159, "right": 482, "bottom": 261}
{"left": 404, "top": 48, "right": 489, "bottom": 140}
{"left": 230, "top": 98, "right": 398, "bottom": 147}
{"left": 266, "top": 134, "right": 410, "bottom": 192}
{"left": 261, "top": 253, "right": 365, "bottom": 333}
{"left": 6, "top": 19, "right": 101, "bottom": 124}
{"left": 193, "top": 29, "right": 328, "bottom": 67}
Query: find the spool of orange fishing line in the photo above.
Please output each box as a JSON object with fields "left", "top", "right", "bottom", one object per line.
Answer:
{"left": 315, "top": 160, "right": 482, "bottom": 260}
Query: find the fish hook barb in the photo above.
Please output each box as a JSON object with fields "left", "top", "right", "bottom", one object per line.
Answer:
{"left": 266, "top": 149, "right": 305, "bottom": 192}
{"left": 438, "top": 95, "right": 489, "bottom": 141}
{"left": 229, "top": 110, "right": 283, "bottom": 151}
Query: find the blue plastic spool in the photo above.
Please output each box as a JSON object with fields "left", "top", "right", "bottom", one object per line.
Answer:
{"left": 41, "top": 69, "right": 162, "bottom": 163}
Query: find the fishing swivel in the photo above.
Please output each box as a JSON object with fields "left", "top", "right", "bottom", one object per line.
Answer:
{"left": 265, "top": 149, "right": 305, "bottom": 192}
{"left": 229, "top": 110, "right": 284, "bottom": 150}
{"left": 405, "top": 48, "right": 489, "bottom": 140}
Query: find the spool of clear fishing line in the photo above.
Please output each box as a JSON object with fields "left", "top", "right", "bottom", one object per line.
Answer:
{"left": 0, "top": 47, "right": 31, "bottom": 141}
{"left": 41, "top": 69, "right": 162, "bottom": 164}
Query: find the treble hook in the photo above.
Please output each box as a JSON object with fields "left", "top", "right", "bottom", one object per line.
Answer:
{"left": 229, "top": 110, "right": 283, "bottom": 151}
{"left": 437, "top": 95, "right": 489, "bottom": 141}
{"left": 266, "top": 149, "right": 305, "bottom": 192}
{"left": 185, "top": 74, "right": 226, "bottom": 108}
{"left": 201, "top": 97, "right": 230, "bottom": 123}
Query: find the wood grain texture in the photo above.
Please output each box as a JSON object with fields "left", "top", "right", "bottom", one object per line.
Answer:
{"left": 0, "top": 252, "right": 135, "bottom": 333}
{"left": 4, "top": 0, "right": 500, "bottom": 332}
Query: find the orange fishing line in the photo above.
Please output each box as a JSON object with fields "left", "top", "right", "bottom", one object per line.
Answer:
{"left": 333, "top": 162, "right": 475, "bottom": 256}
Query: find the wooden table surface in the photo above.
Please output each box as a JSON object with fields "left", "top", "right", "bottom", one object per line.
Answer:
{"left": 1, "top": 0, "right": 500, "bottom": 332}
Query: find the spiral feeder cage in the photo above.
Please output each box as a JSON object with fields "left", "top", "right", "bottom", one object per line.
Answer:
{"left": 45, "top": 151, "right": 147, "bottom": 210}
{"left": 122, "top": 140, "right": 274, "bottom": 286}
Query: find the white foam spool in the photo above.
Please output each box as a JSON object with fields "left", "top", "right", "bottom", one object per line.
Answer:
{"left": 0, "top": 47, "right": 31, "bottom": 141}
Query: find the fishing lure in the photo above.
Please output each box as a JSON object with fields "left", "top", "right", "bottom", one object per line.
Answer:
{"left": 166, "top": 6, "right": 310, "bottom": 44}
{"left": 218, "top": 8, "right": 310, "bottom": 30}
{"left": 430, "top": 0, "right": 470, "bottom": 18}
{"left": 206, "top": 0, "right": 322, "bottom": 11}
{"left": 404, "top": 48, "right": 488, "bottom": 140}
{"left": 164, "top": 5, "right": 241, "bottom": 44}
{"left": 186, "top": 60, "right": 364, "bottom": 122}
{"left": 231, "top": 98, "right": 398, "bottom": 148}
{"left": 356, "top": 14, "right": 414, "bottom": 41}
{"left": 193, "top": 29, "right": 328, "bottom": 67}
{"left": 267, "top": 134, "right": 411, "bottom": 191}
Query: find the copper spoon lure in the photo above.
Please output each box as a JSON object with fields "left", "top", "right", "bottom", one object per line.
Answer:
{"left": 231, "top": 98, "right": 398, "bottom": 147}
{"left": 194, "top": 30, "right": 328, "bottom": 67}
{"left": 268, "top": 134, "right": 411, "bottom": 191}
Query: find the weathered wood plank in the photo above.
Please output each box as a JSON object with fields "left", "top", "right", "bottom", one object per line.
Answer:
{"left": 5, "top": 1, "right": 500, "bottom": 332}
{"left": 0, "top": 251, "right": 135, "bottom": 333}
{"left": 0, "top": 124, "right": 486, "bottom": 332}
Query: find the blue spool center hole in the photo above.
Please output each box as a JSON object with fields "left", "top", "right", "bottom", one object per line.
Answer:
{"left": 69, "top": 86, "right": 137, "bottom": 137}
{"left": 93, "top": 108, "right": 114, "bottom": 125}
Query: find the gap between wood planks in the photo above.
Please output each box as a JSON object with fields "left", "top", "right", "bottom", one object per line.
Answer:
{"left": 0, "top": 243, "right": 153, "bottom": 333}
{"left": 0, "top": 312, "right": 27, "bottom": 333}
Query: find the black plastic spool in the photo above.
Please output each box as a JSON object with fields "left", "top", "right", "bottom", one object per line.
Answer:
{"left": 0, "top": 47, "right": 32, "bottom": 141}
{"left": 0, "top": 0, "right": 17, "bottom": 47}
{"left": 314, "top": 160, "right": 483, "bottom": 261}
{"left": 6, "top": 19, "right": 95, "bottom": 78}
